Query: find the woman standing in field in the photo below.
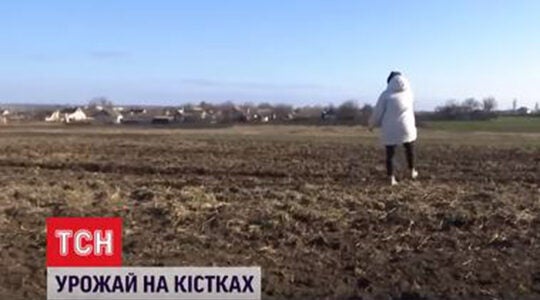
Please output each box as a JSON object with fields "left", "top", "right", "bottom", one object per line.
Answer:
{"left": 369, "top": 71, "right": 418, "bottom": 186}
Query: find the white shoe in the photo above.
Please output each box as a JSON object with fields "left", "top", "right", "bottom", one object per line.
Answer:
{"left": 411, "top": 169, "right": 418, "bottom": 179}
{"left": 390, "top": 176, "right": 398, "bottom": 186}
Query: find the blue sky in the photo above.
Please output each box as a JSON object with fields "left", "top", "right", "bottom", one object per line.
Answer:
{"left": 1, "top": 0, "right": 539, "bottom": 110}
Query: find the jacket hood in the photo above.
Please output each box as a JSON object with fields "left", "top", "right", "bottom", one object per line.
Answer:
{"left": 387, "top": 75, "right": 410, "bottom": 93}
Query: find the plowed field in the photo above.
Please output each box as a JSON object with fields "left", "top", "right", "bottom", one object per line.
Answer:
{"left": 0, "top": 125, "right": 538, "bottom": 299}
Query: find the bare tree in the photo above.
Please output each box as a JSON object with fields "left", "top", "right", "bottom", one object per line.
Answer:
{"left": 436, "top": 99, "right": 458, "bottom": 113}
{"left": 435, "top": 99, "right": 464, "bottom": 120}
{"left": 273, "top": 104, "right": 293, "bottom": 120}
{"left": 462, "top": 98, "right": 481, "bottom": 111}
{"left": 217, "top": 101, "right": 242, "bottom": 122}
{"left": 482, "top": 97, "right": 497, "bottom": 112}
{"left": 359, "top": 104, "right": 374, "bottom": 125}
{"left": 361, "top": 104, "right": 373, "bottom": 115}
{"left": 336, "top": 100, "right": 359, "bottom": 121}
{"left": 257, "top": 102, "right": 273, "bottom": 109}
{"left": 89, "top": 97, "right": 113, "bottom": 108}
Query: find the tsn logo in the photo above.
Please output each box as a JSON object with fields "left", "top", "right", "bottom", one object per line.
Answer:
{"left": 47, "top": 217, "right": 122, "bottom": 267}
{"left": 54, "top": 229, "right": 114, "bottom": 257}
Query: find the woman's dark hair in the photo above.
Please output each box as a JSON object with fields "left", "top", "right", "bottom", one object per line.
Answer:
{"left": 387, "top": 71, "right": 402, "bottom": 83}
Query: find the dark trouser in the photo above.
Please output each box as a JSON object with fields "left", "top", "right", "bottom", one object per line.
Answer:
{"left": 385, "top": 142, "right": 415, "bottom": 176}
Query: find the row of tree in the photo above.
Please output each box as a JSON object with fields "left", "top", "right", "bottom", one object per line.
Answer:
{"left": 89, "top": 95, "right": 534, "bottom": 125}
{"left": 153, "top": 98, "right": 376, "bottom": 124}
{"left": 436, "top": 97, "right": 497, "bottom": 112}
{"left": 320, "top": 101, "right": 373, "bottom": 123}
{"left": 432, "top": 97, "right": 498, "bottom": 120}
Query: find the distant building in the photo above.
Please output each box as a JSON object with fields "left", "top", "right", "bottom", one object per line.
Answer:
{"left": 179, "top": 106, "right": 208, "bottom": 122}
{"left": 251, "top": 108, "right": 275, "bottom": 122}
{"left": 86, "top": 107, "right": 123, "bottom": 124}
{"left": 151, "top": 115, "right": 174, "bottom": 124}
{"left": 1, "top": 109, "right": 9, "bottom": 125}
{"left": 120, "top": 108, "right": 153, "bottom": 124}
{"left": 321, "top": 107, "right": 337, "bottom": 121}
{"left": 45, "top": 107, "right": 88, "bottom": 123}
{"left": 125, "top": 108, "right": 147, "bottom": 115}
{"left": 293, "top": 107, "right": 323, "bottom": 121}
{"left": 516, "top": 106, "right": 532, "bottom": 115}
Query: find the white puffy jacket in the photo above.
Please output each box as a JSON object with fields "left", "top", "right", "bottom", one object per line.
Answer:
{"left": 369, "top": 74, "right": 417, "bottom": 145}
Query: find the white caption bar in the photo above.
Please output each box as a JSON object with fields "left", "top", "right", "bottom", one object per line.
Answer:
{"left": 47, "top": 267, "right": 261, "bottom": 300}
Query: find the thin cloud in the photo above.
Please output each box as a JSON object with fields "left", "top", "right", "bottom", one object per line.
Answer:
{"left": 181, "top": 79, "right": 223, "bottom": 87}
{"left": 89, "top": 51, "right": 130, "bottom": 59}
{"left": 180, "top": 78, "right": 326, "bottom": 91}
{"left": 24, "top": 53, "right": 64, "bottom": 62}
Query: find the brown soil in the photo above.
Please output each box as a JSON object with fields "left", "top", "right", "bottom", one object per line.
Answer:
{"left": 0, "top": 125, "right": 538, "bottom": 299}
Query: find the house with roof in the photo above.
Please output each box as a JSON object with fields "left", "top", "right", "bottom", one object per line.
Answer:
{"left": 45, "top": 107, "right": 88, "bottom": 123}
{"left": 178, "top": 105, "right": 209, "bottom": 123}
{"left": 120, "top": 107, "right": 154, "bottom": 124}
{"left": 86, "top": 107, "right": 123, "bottom": 124}
{"left": 1, "top": 109, "right": 9, "bottom": 125}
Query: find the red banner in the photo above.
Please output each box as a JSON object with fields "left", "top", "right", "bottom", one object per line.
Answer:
{"left": 46, "top": 217, "right": 122, "bottom": 267}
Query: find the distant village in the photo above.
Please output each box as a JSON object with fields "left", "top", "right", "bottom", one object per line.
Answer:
{"left": 0, "top": 99, "right": 375, "bottom": 126}
{"left": 0, "top": 97, "right": 538, "bottom": 126}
